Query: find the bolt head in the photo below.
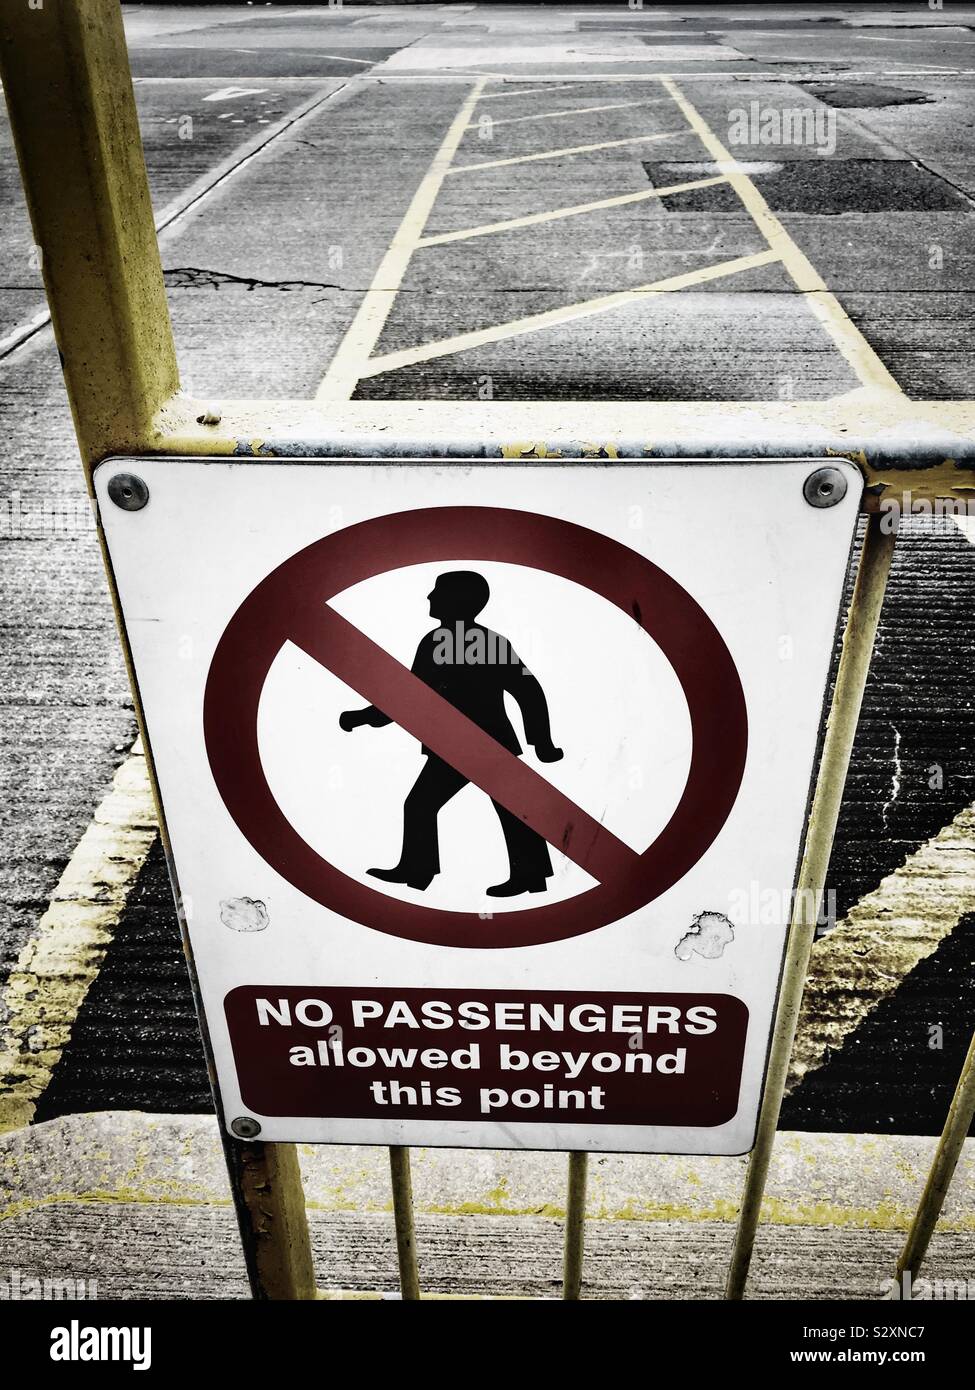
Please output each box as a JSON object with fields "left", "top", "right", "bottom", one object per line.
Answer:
{"left": 803, "top": 466, "right": 848, "bottom": 509}
{"left": 230, "top": 1115, "right": 262, "bottom": 1140}
{"left": 107, "top": 473, "right": 149, "bottom": 512}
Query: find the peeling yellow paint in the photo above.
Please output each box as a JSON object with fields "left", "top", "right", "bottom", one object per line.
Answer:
{"left": 501, "top": 442, "right": 563, "bottom": 460}
{"left": 825, "top": 444, "right": 870, "bottom": 471}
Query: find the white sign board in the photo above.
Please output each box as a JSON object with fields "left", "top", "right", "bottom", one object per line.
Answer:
{"left": 96, "top": 457, "right": 859, "bottom": 1155}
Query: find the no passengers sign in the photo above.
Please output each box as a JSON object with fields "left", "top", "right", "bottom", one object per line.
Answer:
{"left": 96, "top": 457, "right": 859, "bottom": 1154}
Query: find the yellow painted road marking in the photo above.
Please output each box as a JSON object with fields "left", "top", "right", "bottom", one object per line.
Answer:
{"left": 478, "top": 84, "right": 579, "bottom": 101}
{"left": 659, "top": 76, "right": 904, "bottom": 396}
{"left": 417, "top": 175, "right": 729, "bottom": 247}
{"left": 449, "top": 130, "right": 680, "bottom": 174}
{"left": 317, "top": 79, "right": 487, "bottom": 403}
{"left": 789, "top": 802, "right": 975, "bottom": 1094}
{"left": 0, "top": 745, "right": 157, "bottom": 1135}
{"left": 470, "top": 96, "right": 670, "bottom": 128}
{"left": 357, "top": 250, "right": 779, "bottom": 379}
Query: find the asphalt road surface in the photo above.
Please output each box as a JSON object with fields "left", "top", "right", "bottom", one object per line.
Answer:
{"left": 2, "top": 3, "right": 975, "bottom": 1142}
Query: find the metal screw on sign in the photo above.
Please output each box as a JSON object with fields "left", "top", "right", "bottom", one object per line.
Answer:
{"left": 230, "top": 1116, "right": 262, "bottom": 1140}
{"left": 803, "top": 466, "right": 848, "bottom": 509}
{"left": 107, "top": 473, "right": 150, "bottom": 512}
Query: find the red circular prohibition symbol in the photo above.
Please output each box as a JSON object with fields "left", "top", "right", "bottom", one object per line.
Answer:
{"left": 204, "top": 507, "right": 748, "bottom": 949}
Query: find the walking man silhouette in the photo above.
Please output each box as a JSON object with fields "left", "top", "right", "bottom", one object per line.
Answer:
{"left": 339, "top": 571, "right": 563, "bottom": 897}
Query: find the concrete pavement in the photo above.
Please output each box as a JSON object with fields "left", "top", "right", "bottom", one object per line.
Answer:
{"left": 3, "top": 1111, "right": 975, "bottom": 1299}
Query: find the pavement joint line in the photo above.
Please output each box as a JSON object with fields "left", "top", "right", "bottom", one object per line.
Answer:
{"left": 2, "top": 1113, "right": 974, "bottom": 1233}
{"left": 0, "top": 744, "right": 157, "bottom": 1136}
{"left": 316, "top": 77, "right": 488, "bottom": 403}
{"left": 416, "top": 175, "right": 731, "bottom": 247}
{"left": 788, "top": 801, "right": 975, "bottom": 1095}
{"left": 467, "top": 95, "right": 671, "bottom": 128}
{"left": 659, "top": 75, "right": 905, "bottom": 398}
{"left": 0, "top": 79, "right": 355, "bottom": 365}
{"left": 448, "top": 129, "right": 680, "bottom": 174}
{"left": 356, "top": 249, "right": 780, "bottom": 380}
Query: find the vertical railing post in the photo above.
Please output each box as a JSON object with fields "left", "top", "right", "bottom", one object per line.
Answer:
{"left": 389, "top": 1147, "right": 422, "bottom": 1299}
{"left": 222, "top": 1137, "right": 318, "bottom": 1300}
{"left": 0, "top": 0, "right": 178, "bottom": 471}
{"left": 895, "top": 1029, "right": 975, "bottom": 1288}
{"left": 562, "top": 1151, "right": 588, "bottom": 1299}
{"left": 725, "top": 511, "right": 897, "bottom": 1299}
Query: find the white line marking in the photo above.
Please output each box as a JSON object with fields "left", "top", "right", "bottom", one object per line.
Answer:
{"left": 202, "top": 87, "right": 268, "bottom": 102}
{"left": 478, "top": 84, "right": 579, "bottom": 101}
{"left": 357, "top": 249, "right": 779, "bottom": 379}
{"left": 470, "top": 96, "right": 669, "bottom": 128}
{"left": 316, "top": 79, "right": 488, "bottom": 402}
{"left": 417, "top": 175, "right": 729, "bottom": 247}
{"left": 953, "top": 514, "right": 975, "bottom": 545}
{"left": 355, "top": 69, "right": 975, "bottom": 83}
{"left": 448, "top": 129, "right": 679, "bottom": 174}
{"left": 660, "top": 76, "right": 904, "bottom": 396}
{"left": 0, "top": 745, "right": 157, "bottom": 1134}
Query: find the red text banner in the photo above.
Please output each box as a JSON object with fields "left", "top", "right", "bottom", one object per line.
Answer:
{"left": 225, "top": 986, "right": 749, "bottom": 1128}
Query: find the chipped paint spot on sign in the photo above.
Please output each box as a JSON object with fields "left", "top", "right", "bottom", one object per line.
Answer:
{"left": 675, "top": 911, "right": 736, "bottom": 961}
{"left": 219, "top": 897, "right": 269, "bottom": 932}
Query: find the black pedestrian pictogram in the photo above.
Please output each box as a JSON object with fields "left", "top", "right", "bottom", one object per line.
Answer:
{"left": 340, "top": 571, "right": 564, "bottom": 897}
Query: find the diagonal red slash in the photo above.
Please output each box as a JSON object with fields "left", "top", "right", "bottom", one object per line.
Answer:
{"left": 289, "top": 604, "right": 641, "bottom": 885}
